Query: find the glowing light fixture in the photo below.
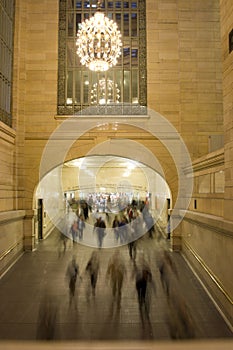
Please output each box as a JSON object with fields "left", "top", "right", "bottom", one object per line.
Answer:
{"left": 91, "top": 78, "right": 120, "bottom": 105}
{"left": 76, "top": 0, "right": 122, "bottom": 72}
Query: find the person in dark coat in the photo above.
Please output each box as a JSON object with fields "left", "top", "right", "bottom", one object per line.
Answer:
{"left": 94, "top": 216, "right": 106, "bottom": 248}
{"left": 85, "top": 251, "right": 100, "bottom": 297}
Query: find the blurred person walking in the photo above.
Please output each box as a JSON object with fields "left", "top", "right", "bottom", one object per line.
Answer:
{"left": 65, "top": 256, "right": 80, "bottom": 309}
{"left": 78, "top": 213, "right": 85, "bottom": 241}
{"left": 36, "top": 292, "right": 58, "bottom": 340}
{"left": 133, "top": 257, "right": 156, "bottom": 320}
{"left": 106, "top": 251, "right": 126, "bottom": 308}
{"left": 93, "top": 216, "right": 106, "bottom": 248}
{"left": 167, "top": 288, "right": 196, "bottom": 339}
{"left": 128, "top": 239, "right": 137, "bottom": 260}
{"left": 157, "top": 249, "right": 178, "bottom": 296}
{"left": 85, "top": 251, "right": 100, "bottom": 298}
{"left": 112, "top": 215, "right": 120, "bottom": 243}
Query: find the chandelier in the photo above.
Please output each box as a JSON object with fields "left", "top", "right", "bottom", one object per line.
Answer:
{"left": 76, "top": 1, "right": 122, "bottom": 72}
{"left": 91, "top": 78, "right": 120, "bottom": 105}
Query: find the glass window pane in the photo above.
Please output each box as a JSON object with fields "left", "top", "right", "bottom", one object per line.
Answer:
{"left": 76, "top": 1, "right": 82, "bottom": 9}
{"left": 131, "top": 48, "right": 138, "bottom": 66}
{"left": 67, "top": 71, "right": 73, "bottom": 104}
{"left": 76, "top": 13, "right": 82, "bottom": 31}
{"left": 6, "top": 83, "right": 10, "bottom": 113}
{"left": 90, "top": 72, "right": 98, "bottom": 104}
{"left": 131, "top": 13, "right": 137, "bottom": 37}
{"left": 124, "top": 70, "right": 130, "bottom": 102}
{"left": 67, "top": 13, "right": 74, "bottom": 36}
{"left": 124, "top": 13, "right": 129, "bottom": 36}
{"left": 123, "top": 47, "right": 130, "bottom": 66}
{"left": 131, "top": 1, "right": 137, "bottom": 9}
{"left": 115, "top": 13, "right": 122, "bottom": 32}
{"left": 132, "top": 69, "right": 138, "bottom": 103}
{"left": 106, "top": 71, "right": 114, "bottom": 103}
{"left": 67, "top": 40, "right": 74, "bottom": 68}
{"left": 83, "top": 72, "right": 89, "bottom": 104}
{"left": 0, "top": 0, "right": 13, "bottom": 126}
{"left": 115, "top": 1, "right": 121, "bottom": 8}
{"left": 75, "top": 71, "right": 81, "bottom": 103}
{"left": 116, "top": 70, "right": 123, "bottom": 102}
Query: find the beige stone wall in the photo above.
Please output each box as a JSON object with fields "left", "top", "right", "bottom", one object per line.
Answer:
{"left": 11, "top": 0, "right": 222, "bottom": 221}
{"left": 0, "top": 122, "right": 15, "bottom": 211}
{"left": 220, "top": 0, "right": 233, "bottom": 222}
{"left": 0, "top": 122, "right": 25, "bottom": 275}
{"left": 147, "top": 0, "right": 223, "bottom": 159}
{"left": 181, "top": 148, "right": 233, "bottom": 326}
{"left": 181, "top": 213, "right": 233, "bottom": 327}
{"left": 0, "top": 211, "right": 25, "bottom": 276}
{"left": 179, "top": 0, "right": 233, "bottom": 327}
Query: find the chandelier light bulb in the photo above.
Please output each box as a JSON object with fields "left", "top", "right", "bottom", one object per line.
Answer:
{"left": 91, "top": 79, "right": 120, "bottom": 104}
{"left": 76, "top": 10, "right": 122, "bottom": 72}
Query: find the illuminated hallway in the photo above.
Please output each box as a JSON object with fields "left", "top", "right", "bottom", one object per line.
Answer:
{"left": 0, "top": 227, "right": 231, "bottom": 341}
{"left": 0, "top": 0, "right": 233, "bottom": 348}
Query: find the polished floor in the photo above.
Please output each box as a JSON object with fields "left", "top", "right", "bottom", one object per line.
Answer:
{"left": 0, "top": 224, "right": 232, "bottom": 341}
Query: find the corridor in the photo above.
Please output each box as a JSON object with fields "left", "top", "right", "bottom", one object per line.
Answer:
{"left": 0, "top": 226, "right": 232, "bottom": 342}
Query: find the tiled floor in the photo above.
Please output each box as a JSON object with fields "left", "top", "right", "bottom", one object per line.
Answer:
{"left": 0, "top": 225, "right": 232, "bottom": 341}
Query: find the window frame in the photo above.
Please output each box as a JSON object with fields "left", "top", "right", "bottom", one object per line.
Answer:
{"left": 0, "top": 0, "right": 15, "bottom": 127}
{"left": 57, "top": 0, "right": 147, "bottom": 115}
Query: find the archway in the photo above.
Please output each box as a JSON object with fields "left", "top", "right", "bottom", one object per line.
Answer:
{"left": 32, "top": 108, "right": 193, "bottom": 250}
{"left": 35, "top": 155, "right": 171, "bottom": 248}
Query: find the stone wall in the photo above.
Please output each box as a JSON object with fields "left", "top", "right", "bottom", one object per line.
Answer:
{"left": 181, "top": 149, "right": 233, "bottom": 328}
{"left": 220, "top": 0, "right": 233, "bottom": 222}
{"left": 147, "top": 0, "right": 223, "bottom": 159}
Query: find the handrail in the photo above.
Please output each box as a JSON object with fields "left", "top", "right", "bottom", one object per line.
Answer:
{"left": 184, "top": 241, "right": 233, "bottom": 305}
{"left": 0, "top": 239, "right": 23, "bottom": 262}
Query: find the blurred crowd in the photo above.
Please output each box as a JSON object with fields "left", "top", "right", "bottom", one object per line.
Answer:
{"left": 37, "top": 202, "right": 196, "bottom": 341}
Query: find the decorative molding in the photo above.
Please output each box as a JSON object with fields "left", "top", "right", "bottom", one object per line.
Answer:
{"left": 0, "top": 120, "right": 16, "bottom": 144}
{"left": 181, "top": 210, "right": 233, "bottom": 238}
{"left": 54, "top": 113, "right": 149, "bottom": 120}
{"left": 0, "top": 210, "right": 26, "bottom": 225}
{"left": 25, "top": 132, "right": 96, "bottom": 141}
{"left": 184, "top": 148, "right": 224, "bottom": 175}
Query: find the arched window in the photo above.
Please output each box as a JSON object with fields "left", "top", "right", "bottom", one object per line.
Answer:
{"left": 58, "top": 0, "right": 147, "bottom": 115}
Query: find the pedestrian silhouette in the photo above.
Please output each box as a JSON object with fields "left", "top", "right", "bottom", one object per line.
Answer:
{"left": 36, "top": 292, "right": 58, "bottom": 340}
{"left": 85, "top": 251, "right": 100, "bottom": 298}
{"left": 66, "top": 256, "right": 80, "bottom": 309}
{"left": 106, "top": 250, "right": 126, "bottom": 308}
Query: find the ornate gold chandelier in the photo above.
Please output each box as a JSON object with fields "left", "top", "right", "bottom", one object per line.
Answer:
{"left": 76, "top": 1, "right": 122, "bottom": 72}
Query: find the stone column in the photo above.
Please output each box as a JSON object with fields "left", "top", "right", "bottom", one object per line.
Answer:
{"left": 23, "top": 210, "right": 36, "bottom": 251}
